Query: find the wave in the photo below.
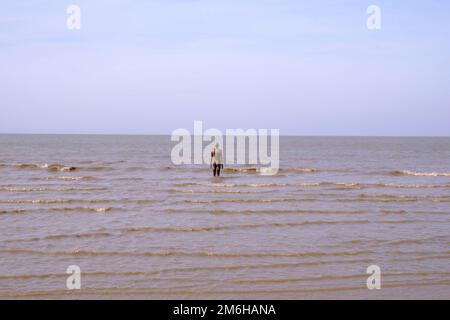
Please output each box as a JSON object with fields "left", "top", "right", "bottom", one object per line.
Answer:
{"left": 0, "top": 258, "right": 372, "bottom": 280}
{"left": 113, "top": 177, "right": 144, "bottom": 181}
{"left": 165, "top": 208, "right": 367, "bottom": 215}
{"left": 0, "top": 206, "right": 112, "bottom": 215}
{"left": 347, "top": 235, "right": 449, "bottom": 246}
{"left": 358, "top": 194, "right": 418, "bottom": 202}
{"left": 379, "top": 183, "right": 450, "bottom": 189}
{"left": 0, "top": 198, "right": 156, "bottom": 205}
{"left": 174, "top": 181, "right": 450, "bottom": 190}
{"left": 120, "top": 219, "right": 371, "bottom": 234}
{"left": 56, "top": 176, "right": 98, "bottom": 181}
{"left": 357, "top": 193, "right": 450, "bottom": 203}
{"left": 317, "top": 182, "right": 450, "bottom": 190}
{"left": 2, "top": 268, "right": 448, "bottom": 287}
{"left": 224, "top": 167, "right": 261, "bottom": 174}
{"left": 124, "top": 166, "right": 151, "bottom": 172}
{"left": 2, "top": 231, "right": 114, "bottom": 243}
{"left": 209, "top": 209, "right": 367, "bottom": 215}
{"left": 175, "top": 182, "right": 320, "bottom": 188}
{"left": 14, "top": 163, "right": 447, "bottom": 178}
{"left": 233, "top": 271, "right": 450, "bottom": 285}
{"left": 377, "top": 219, "right": 418, "bottom": 224}
{"left": 2, "top": 279, "right": 450, "bottom": 298}
{"left": 0, "top": 186, "right": 108, "bottom": 192}
{"left": 178, "top": 182, "right": 359, "bottom": 188}
{"left": 223, "top": 167, "right": 316, "bottom": 174}
{"left": 49, "top": 207, "right": 112, "bottom": 213}
{"left": 83, "top": 166, "right": 113, "bottom": 172}
{"left": 381, "top": 209, "right": 407, "bottom": 214}
{"left": 8, "top": 163, "right": 111, "bottom": 172}
{"left": 31, "top": 176, "right": 98, "bottom": 181}
{"left": 166, "top": 189, "right": 272, "bottom": 194}
{"left": 0, "top": 199, "right": 101, "bottom": 204}
{"left": 13, "top": 163, "right": 77, "bottom": 172}
{"left": 185, "top": 194, "right": 450, "bottom": 204}
{"left": 390, "top": 170, "right": 450, "bottom": 177}
{"left": 162, "top": 166, "right": 450, "bottom": 178}
{"left": 3, "top": 221, "right": 370, "bottom": 243}
{"left": 4, "top": 219, "right": 416, "bottom": 243}
{"left": 0, "top": 248, "right": 370, "bottom": 258}
{"left": 234, "top": 273, "right": 369, "bottom": 284}
{"left": 135, "top": 258, "right": 371, "bottom": 275}
{"left": 183, "top": 198, "right": 314, "bottom": 204}
{"left": 0, "top": 209, "right": 28, "bottom": 215}
{"left": 384, "top": 239, "right": 432, "bottom": 246}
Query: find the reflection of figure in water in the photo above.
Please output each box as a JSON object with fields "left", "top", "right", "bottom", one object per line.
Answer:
{"left": 210, "top": 143, "right": 223, "bottom": 177}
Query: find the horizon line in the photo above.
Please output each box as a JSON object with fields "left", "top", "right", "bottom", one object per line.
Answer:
{"left": 0, "top": 132, "right": 449, "bottom": 138}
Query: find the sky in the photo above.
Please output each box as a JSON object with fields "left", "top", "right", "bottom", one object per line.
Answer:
{"left": 0, "top": 0, "right": 449, "bottom": 136}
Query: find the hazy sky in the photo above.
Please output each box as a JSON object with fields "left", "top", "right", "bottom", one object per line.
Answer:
{"left": 1, "top": 0, "right": 449, "bottom": 135}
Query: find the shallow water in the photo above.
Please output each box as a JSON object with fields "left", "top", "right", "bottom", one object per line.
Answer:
{"left": 0, "top": 135, "right": 449, "bottom": 299}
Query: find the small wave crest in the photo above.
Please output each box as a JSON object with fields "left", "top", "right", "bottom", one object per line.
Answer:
{"left": 0, "top": 209, "right": 28, "bottom": 215}
{"left": 0, "top": 207, "right": 112, "bottom": 215}
{"left": 0, "top": 198, "right": 155, "bottom": 205}
{"left": 13, "top": 163, "right": 77, "bottom": 172}
{"left": 9, "top": 163, "right": 111, "bottom": 172}
{"left": 0, "top": 187, "right": 108, "bottom": 192}
{"left": 121, "top": 219, "right": 370, "bottom": 234}
{"left": 165, "top": 208, "right": 367, "bottom": 215}
{"left": 31, "top": 176, "right": 97, "bottom": 181}
{"left": 49, "top": 207, "right": 112, "bottom": 213}
{"left": 184, "top": 198, "right": 311, "bottom": 204}
{"left": 174, "top": 182, "right": 319, "bottom": 188}
{"left": 166, "top": 189, "right": 272, "bottom": 194}
{"left": 0, "top": 248, "right": 370, "bottom": 258}
{"left": 56, "top": 176, "right": 97, "bottom": 181}
{"left": 223, "top": 167, "right": 316, "bottom": 174}
{"left": 390, "top": 170, "right": 450, "bottom": 177}
{"left": 174, "top": 181, "right": 450, "bottom": 190}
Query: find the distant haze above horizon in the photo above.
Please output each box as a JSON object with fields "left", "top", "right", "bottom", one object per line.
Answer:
{"left": 1, "top": 0, "right": 450, "bottom": 136}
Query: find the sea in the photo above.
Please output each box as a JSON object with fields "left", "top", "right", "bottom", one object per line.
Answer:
{"left": 0, "top": 134, "right": 449, "bottom": 299}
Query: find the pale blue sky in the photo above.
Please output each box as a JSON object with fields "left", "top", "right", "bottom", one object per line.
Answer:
{"left": 1, "top": 0, "right": 449, "bottom": 135}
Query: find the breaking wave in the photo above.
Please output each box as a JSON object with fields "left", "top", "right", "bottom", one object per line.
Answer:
{"left": 7, "top": 163, "right": 111, "bottom": 172}
{"left": 13, "top": 163, "right": 77, "bottom": 172}
{"left": 224, "top": 167, "right": 317, "bottom": 174}
{"left": 390, "top": 170, "right": 450, "bottom": 177}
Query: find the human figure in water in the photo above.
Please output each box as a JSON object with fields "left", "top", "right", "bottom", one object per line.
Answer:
{"left": 210, "top": 142, "right": 223, "bottom": 177}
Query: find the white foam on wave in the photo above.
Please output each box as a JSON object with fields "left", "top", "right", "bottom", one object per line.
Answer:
{"left": 392, "top": 170, "right": 450, "bottom": 177}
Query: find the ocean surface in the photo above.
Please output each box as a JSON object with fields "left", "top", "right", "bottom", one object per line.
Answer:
{"left": 0, "top": 134, "right": 449, "bottom": 299}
